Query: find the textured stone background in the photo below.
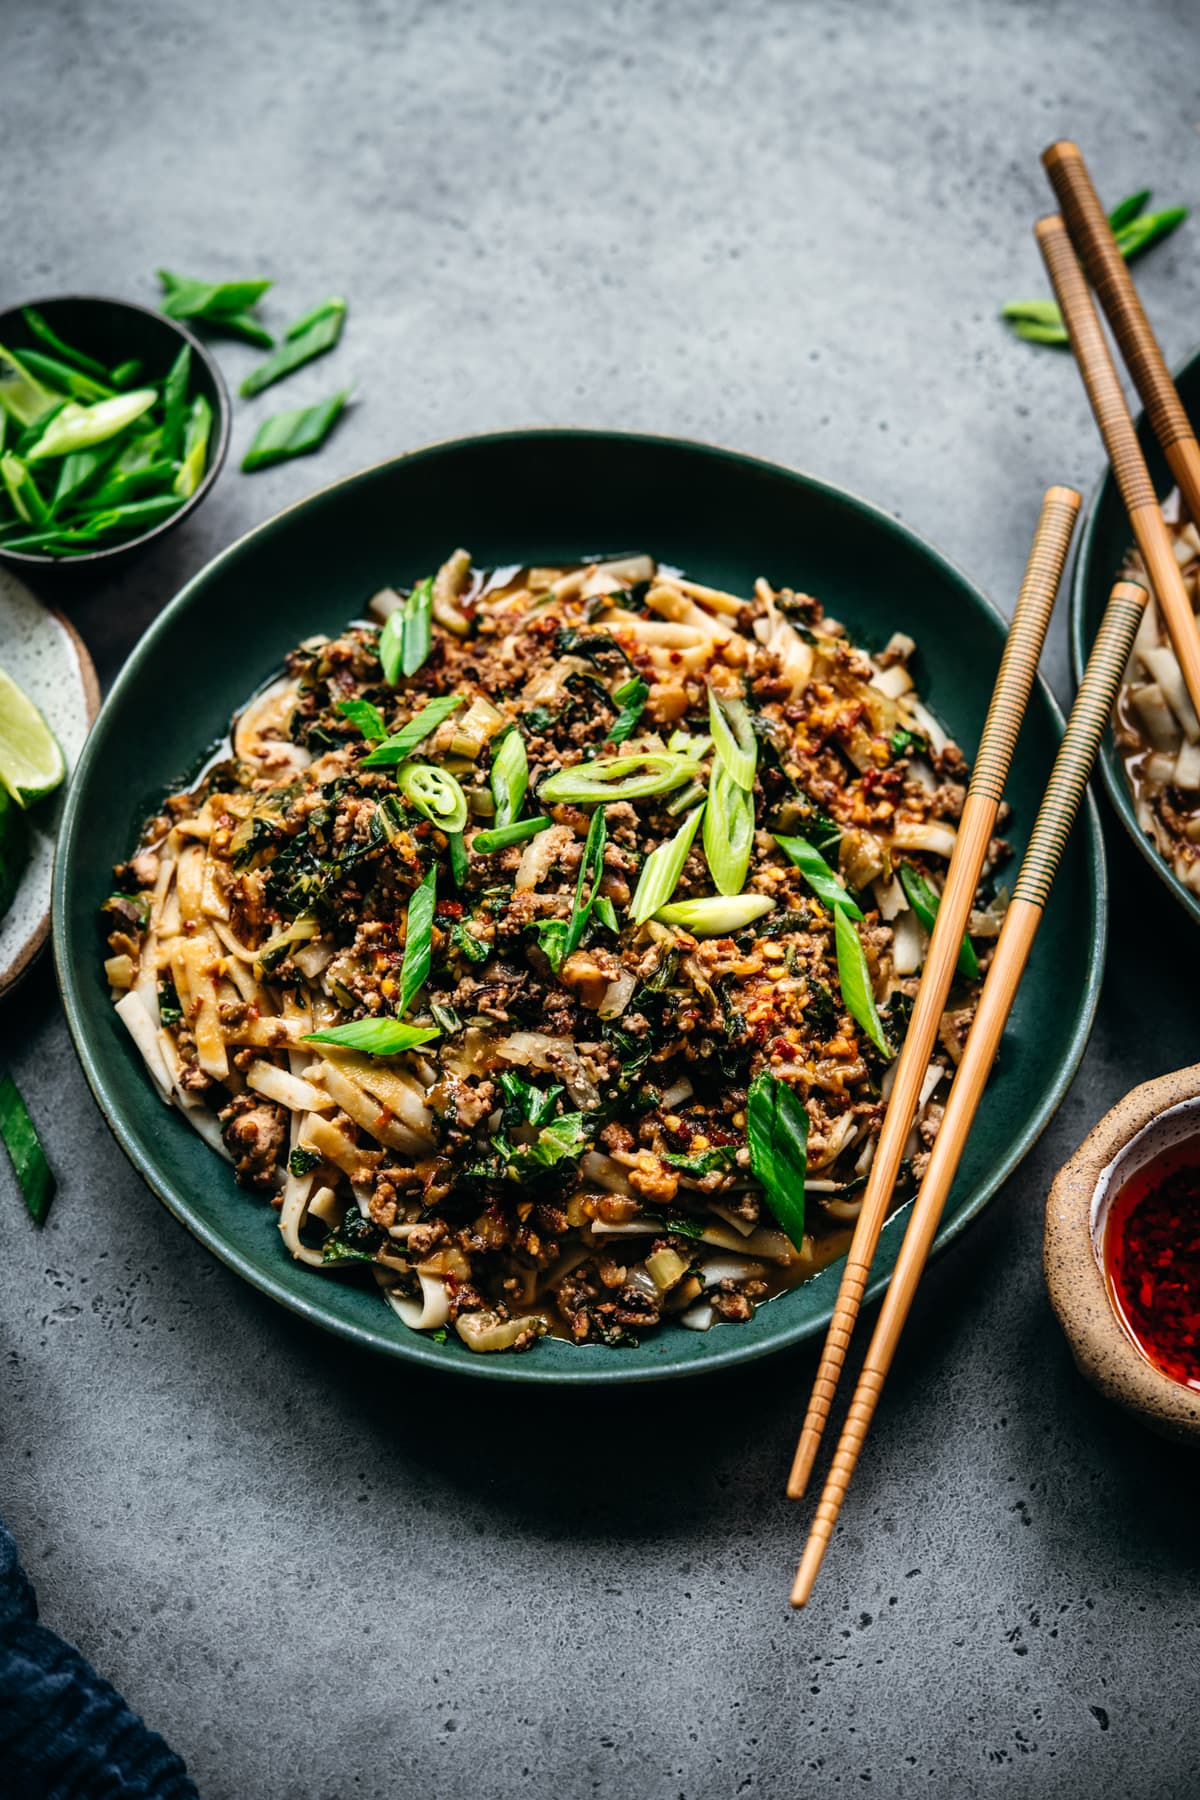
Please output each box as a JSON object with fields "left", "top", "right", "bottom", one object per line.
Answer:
{"left": 3, "top": 1, "right": 1199, "bottom": 1795}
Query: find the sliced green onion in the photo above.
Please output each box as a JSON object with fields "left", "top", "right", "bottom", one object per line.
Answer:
{"left": 447, "top": 831, "right": 468, "bottom": 888}
{"left": 667, "top": 729, "right": 713, "bottom": 759}
{"left": 18, "top": 349, "right": 114, "bottom": 403}
{"left": 240, "top": 297, "right": 346, "bottom": 398}
{"left": 360, "top": 693, "right": 462, "bottom": 763}
{"left": 395, "top": 761, "right": 468, "bottom": 834}
{"left": 173, "top": 394, "right": 212, "bottom": 497}
{"left": 707, "top": 688, "right": 757, "bottom": 790}
{"left": 775, "top": 833, "right": 864, "bottom": 920}
{"left": 0, "top": 345, "right": 57, "bottom": 428}
{"left": 379, "top": 576, "right": 435, "bottom": 683}
{"left": 241, "top": 389, "right": 349, "bottom": 472}
{"left": 20, "top": 308, "right": 110, "bottom": 381}
{"left": 666, "top": 778, "right": 707, "bottom": 817}
{"left": 593, "top": 894, "right": 619, "bottom": 934}
{"left": 834, "top": 907, "right": 891, "bottom": 1057}
{"left": 473, "top": 816, "right": 551, "bottom": 854}
{"left": 27, "top": 389, "right": 156, "bottom": 461}
{"left": 108, "top": 359, "right": 144, "bottom": 387}
{"left": 606, "top": 675, "right": 649, "bottom": 746}
{"left": 158, "top": 270, "right": 273, "bottom": 321}
{"left": 564, "top": 806, "right": 607, "bottom": 956}
{"left": 704, "top": 761, "right": 754, "bottom": 896}
{"left": 539, "top": 751, "right": 702, "bottom": 804}
{"left": 335, "top": 698, "right": 388, "bottom": 742}
{"left": 0, "top": 1072, "right": 54, "bottom": 1225}
{"left": 655, "top": 894, "right": 774, "bottom": 934}
{"left": 1107, "top": 189, "right": 1152, "bottom": 232}
{"left": 1, "top": 453, "right": 49, "bottom": 527}
{"left": 303, "top": 1018, "right": 438, "bottom": 1054}
{"left": 490, "top": 727, "right": 529, "bottom": 827}
{"left": 898, "top": 863, "right": 979, "bottom": 979}
{"left": 746, "top": 1069, "right": 807, "bottom": 1250}
{"left": 1114, "top": 204, "right": 1188, "bottom": 263}
{"left": 398, "top": 865, "right": 437, "bottom": 1015}
{"left": 630, "top": 804, "right": 705, "bottom": 925}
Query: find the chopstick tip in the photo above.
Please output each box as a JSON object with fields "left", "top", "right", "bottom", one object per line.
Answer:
{"left": 1044, "top": 484, "right": 1083, "bottom": 514}
{"left": 1034, "top": 213, "right": 1064, "bottom": 244}
{"left": 1042, "top": 138, "right": 1080, "bottom": 172}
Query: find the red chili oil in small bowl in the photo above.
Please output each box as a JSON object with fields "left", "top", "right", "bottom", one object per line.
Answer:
{"left": 1103, "top": 1135, "right": 1200, "bottom": 1392}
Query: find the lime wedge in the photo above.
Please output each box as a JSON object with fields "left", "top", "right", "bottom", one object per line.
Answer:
{"left": 0, "top": 782, "right": 28, "bottom": 917}
{"left": 0, "top": 663, "right": 66, "bottom": 807}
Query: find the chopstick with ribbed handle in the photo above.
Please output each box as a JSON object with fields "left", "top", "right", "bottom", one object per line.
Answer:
{"left": 1036, "top": 213, "right": 1200, "bottom": 726}
{"left": 1042, "top": 140, "right": 1200, "bottom": 524}
{"left": 786, "top": 485, "right": 1080, "bottom": 1500}
{"left": 790, "top": 576, "right": 1149, "bottom": 1607}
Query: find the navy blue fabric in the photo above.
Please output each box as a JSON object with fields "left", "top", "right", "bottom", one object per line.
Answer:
{"left": 0, "top": 1510, "right": 198, "bottom": 1798}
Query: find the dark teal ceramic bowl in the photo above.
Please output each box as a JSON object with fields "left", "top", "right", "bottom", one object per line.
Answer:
{"left": 53, "top": 431, "right": 1107, "bottom": 1383}
{"left": 1070, "top": 345, "right": 1200, "bottom": 928}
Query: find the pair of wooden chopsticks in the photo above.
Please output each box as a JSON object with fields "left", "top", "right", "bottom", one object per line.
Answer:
{"left": 788, "top": 139, "right": 1197, "bottom": 1605}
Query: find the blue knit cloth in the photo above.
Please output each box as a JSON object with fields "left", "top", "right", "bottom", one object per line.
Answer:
{"left": 0, "top": 1510, "right": 198, "bottom": 1798}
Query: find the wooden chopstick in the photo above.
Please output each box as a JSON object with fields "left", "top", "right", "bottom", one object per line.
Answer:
{"left": 786, "top": 486, "right": 1081, "bottom": 1499}
{"left": 1036, "top": 213, "right": 1200, "bottom": 726}
{"left": 790, "top": 576, "right": 1149, "bottom": 1608}
{"left": 1042, "top": 141, "right": 1200, "bottom": 523}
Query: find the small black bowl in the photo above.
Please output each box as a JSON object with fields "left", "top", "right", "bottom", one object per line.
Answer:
{"left": 0, "top": 293, "right": 231, "bottom": 572}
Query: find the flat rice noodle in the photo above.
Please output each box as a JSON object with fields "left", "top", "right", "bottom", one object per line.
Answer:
{"left": 316, "top": 1058, "right": 431, "bottom": 1154}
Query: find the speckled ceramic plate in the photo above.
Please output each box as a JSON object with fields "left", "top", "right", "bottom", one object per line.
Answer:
{"left": 1071, "top": 344, "right": 1200, "bottom": 927}
{"left": 52, "top": 431, "right": 1106, "bottom": 1383}
{"left": 0, "top": 569, "right": 98, "bottom": 998}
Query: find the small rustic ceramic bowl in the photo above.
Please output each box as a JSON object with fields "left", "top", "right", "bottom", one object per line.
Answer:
{"left": 1045, "top": 1064, "right": 1200, "bottom": 1443}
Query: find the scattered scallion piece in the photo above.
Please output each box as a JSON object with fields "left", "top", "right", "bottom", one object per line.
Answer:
{"left": 605, "top": 675, "right": 649, "bottom": 746}
{"left": 360, "top": 693, "right": 462, "bottom": 762}
{"left": 158, "top": 270, "right": 274, "bottom": 345}
{"left": 472, "top": 816, "right": 551, "bottom": 854}
{"left": 630, "top": 804, "right": 705, "bottom": 925}
{"left": 397, "top": 866, "right": 437, "bottom": 1015}
{"left": 775, "top": 833, "right": 864, "bottom": 920}
{"left": 490, "top": 727, "right": 529, "bottom": 827}
{"left": 834, "top": 907, "right": 891, "bottom": 1058}
{"left": 564, "top": 806, "right": 607, "bottom": 958}
{"left": 704, "top": 761, "right": 754, "bottom": 896}
{"left": 746, "top": 1069, "right": 808, "bottom": 1250}
{"left": 1002, "top": 189, "right": 1189, "bottom": 347}
{"left": 239, "top": 297, "right": 346, "bottom": 398}
{"left": 0, "top": 1073, "right": 54, "bottom": 1225}
{"left": 539, "top": 750, "right": 703, "bottom": 804}
{"left": 395, "top": 761, "right": 468, "bottom": 834}
{"left": 448, "top": 831, "right": 468, "bottom": 888}
{"left": 655, "top": 894, "right": 774, "bottom": 934}
{"left": 898, "top": 863, "right": 979, "bottom": 979}
{"left": 302, "top": 1018, "right": 439, "bottom": 1054}
{"left": 708, "top": 688, "right": 757, "bottom": 790}
{"left": 335, "top": 697, "right": 389, "bottom": 742}
{"left": 241, "top": 388, "right": 349, "bottom": 472}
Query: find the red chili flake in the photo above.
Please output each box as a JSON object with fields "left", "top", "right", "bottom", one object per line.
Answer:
{"left": 1104, "top": 1138, "right": 1200, "bottom": 1391}
{"left": 436, "top": 900, "right": 464, "bottom": 918}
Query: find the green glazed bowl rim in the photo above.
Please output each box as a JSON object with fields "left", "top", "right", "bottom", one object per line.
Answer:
{"left": 53, "top": 428, "right": 1107, "bottom": 1383}
{"left": 1069, "top": 343, "right": 1200, "bottom": 929}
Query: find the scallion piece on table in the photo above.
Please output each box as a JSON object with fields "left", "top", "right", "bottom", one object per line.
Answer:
{"left": 655, "top": 894, "right": 774, "bottom": 934}
{"left": 490, "top": 726, "right": 529, "bottom": 828}
{"left": 0, "top": 1073, "right": 54, "bottom": 1226}
{"left": 775, "top": 833, "right": 864, "bottom": 919}
{"left": 605, "top": 675, "right": 649, "bottom": 746}
{"left": 241, "top": 389, "right": 349, "bottom": 472}
{"left": 746, "top": 1069, "right": 808, "bottom": 1250}
{"left": 539, "top": 750, "right": 703, "bottom": 804}
{"left": 1002, "top": 190, "right": 1189, "bottom": 346}
{"left": 472, "top": 816, "right": 551, "bottom": 854}
{"left": 704, "top": 760, "right": 754, "bottom": 896}
{"left": 630, "top": 803, "right": 705, "bottom": 924}
{"left": 360, "top": 692, "right": 462, "bottom": 761}
{"left": 239, "top": 297, "right": 346, "bottom": 398}
{"left": 708, "top": 688, "right": 757, "bottom": 790}
{"left": 302, "top": 1018, "right": 439, "bottom": 1055}
{"left": 157, "top": 270, "right": 274, "bottom": 344}
{"left": 834, "top": 906, "right": 891, "bottom": 1058}
{"left": 898, "top": 862, "right": 979, "bottom": 979}
{"left": 397, "top": 866, "right": 437, "bottom": 1015}
{"left": 395, "top": 761, "right": 468, "bottom": 834}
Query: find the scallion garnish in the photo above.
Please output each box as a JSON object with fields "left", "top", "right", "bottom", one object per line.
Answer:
{"left": 241, "top": 388, "right": 350, "bottom": 471}
{"left": 606, "top": 675, "right": 649, "bottom": 746}
{"left": 630, "top": 804, "right": 705, "bottom": 925}
{"left": 703, "top": 761, "right": 754, "bottom": 896}
{"left": 378, "top": 576, "right": 434, "bottom": 682}
{"left": 539, "top": 750, "right": 702, "bottom": 804}
{"left": 157, "top": 270, "right": 274, "bottom": 346}
{"left": 398, "top": 866, "right": 437, "bottom": 1015}
{"left": 707, "top": 688, "right": 757, "bottom": 790}
{"left": 303, "top": 1018, "right": 439, "bottom": 1054}
{"left": 834, "top": 907, "right": 891, "bottom": 1058}
{"left": 898, "top": 863, "right": 979, "bottom": 979}
{"left": 746, "top": 1069, "right": 808, "bottom": 1250}
{"left": 447, "top": 831, "right": 468, "bottom": 888}
{"left": 775, "top": 833, "right": 864, "bottom": 919}
{"left": 335, "top": 697, "right": 389, "bottom": 743}
{"left": 395, "top": 762, "right": 468, "bottom": 834}
{"left": 564, "top": 806, "right": 608, "bottom": 958}
{"left": 472, "top": 816, "right": 551, "bottom": 854}
{"left": 1002, "top": 189, "right": 1189, "bottom": 346}
{"left": 360, "top": 693, "right": 462, "bottom": 763}
{"left": 0, "top": 1073, "right": 54, "bottom": 1225}
{"left": 655, "top": 894, "right": 774, "bottom": 934}
{"left": 490, "top": 727, "right": 529, "bottom": 827}
{"left": 239, "top": 297, "right": 347, "bottom": 398}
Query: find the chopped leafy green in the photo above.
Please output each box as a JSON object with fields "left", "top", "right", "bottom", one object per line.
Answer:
{"left": 605, "top": 675, "right": 649, "bottom": 746}
{"left": 335, "top": 697, "right": 389, "bottom": 742}
{"left": 662, "top": 1144, "right": 738, "bottom": 1176}
{"left": 289, "top": 1146, "right": 322, "bottom": 1177}
{"left": 498, "top": 1070, "right": 564, "bottom": 1129}
{"left": 451, "top": 919, "right": 489, "bottom": 963}
{"left": 746, "top": 1069, "right": 807, "bottom": 1249}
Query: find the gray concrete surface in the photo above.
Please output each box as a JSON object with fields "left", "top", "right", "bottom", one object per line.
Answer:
{"left": 3, "top": 1, "right": 1200, "bottom": 1794}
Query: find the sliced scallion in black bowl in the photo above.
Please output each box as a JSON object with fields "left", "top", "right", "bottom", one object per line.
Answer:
{"left": 0, "top": 295, "right": 230, "bottom": 570}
